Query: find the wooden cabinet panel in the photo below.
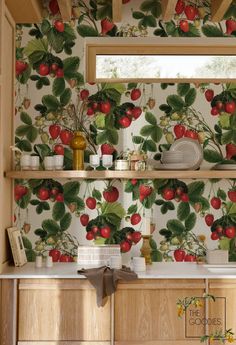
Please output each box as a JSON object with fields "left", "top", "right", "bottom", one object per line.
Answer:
{"left": 18, "top": 279, "right": 111, "bottom": 341}
{"left": 0, "top": 0, "right": 15, "bottom": 271}
{"left": 115, "top": 279, "right": 205, "bottom": 343}
{"left": 209, "top": 279, "right": 236, "bottom": 338}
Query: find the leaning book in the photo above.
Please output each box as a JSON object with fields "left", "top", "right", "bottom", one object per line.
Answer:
{"left": 7, "top": 227, "right": 27, "bottom": 267}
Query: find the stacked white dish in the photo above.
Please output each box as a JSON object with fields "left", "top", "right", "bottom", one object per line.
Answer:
{"left": 77, "top": 245, "right": 120, "bottom": 268}
{"left": 157, "top": 138, "right": 203, "bottom": 170}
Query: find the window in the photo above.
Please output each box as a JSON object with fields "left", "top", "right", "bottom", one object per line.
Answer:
{"left": 85, "top": 37, "right": 236, "bottom": 83}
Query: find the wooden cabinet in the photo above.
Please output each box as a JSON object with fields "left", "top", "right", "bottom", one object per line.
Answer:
{"left": 0, "top": 0, "right": 15, "bottom": 273}
{"left": 114, "top": 279, "right": 205, "bottom": 345}
{"left": 18, "top": 279, "right": 111, "bottom": 343}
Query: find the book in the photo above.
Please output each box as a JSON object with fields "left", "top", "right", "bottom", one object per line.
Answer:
{"left": 7, "top": 227, "right": 27, "bottom": 267}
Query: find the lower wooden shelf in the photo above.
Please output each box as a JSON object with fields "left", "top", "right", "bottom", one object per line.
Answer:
{"left": 4, "top": 169, "right": 236, "bottom": 179}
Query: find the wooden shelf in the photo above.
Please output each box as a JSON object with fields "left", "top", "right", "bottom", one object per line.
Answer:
{"left": 5, "top": 170, "right": 236, "bottom": 180}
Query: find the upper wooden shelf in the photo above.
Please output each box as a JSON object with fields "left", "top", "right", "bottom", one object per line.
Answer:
{"left": 5, "top": 170, "right": 236, "bottom": 180}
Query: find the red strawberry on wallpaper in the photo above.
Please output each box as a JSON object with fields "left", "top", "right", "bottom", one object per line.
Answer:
{"left": 103, "top": 186, "right": 119, "bottom": 203}
{"left": 226, "top": 19, "right": 236, "bottom": 35}
{"left": 101, "top": 18, "right": 114, "bottom": 35}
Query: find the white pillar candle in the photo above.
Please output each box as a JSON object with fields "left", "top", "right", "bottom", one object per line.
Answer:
{"left": 143, "top": 217, "right": 151, "bottom": 236}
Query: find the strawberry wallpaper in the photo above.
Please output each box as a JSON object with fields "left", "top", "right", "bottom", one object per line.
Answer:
{"left": 14, "top": 0, "right": 236, "bottom": 263}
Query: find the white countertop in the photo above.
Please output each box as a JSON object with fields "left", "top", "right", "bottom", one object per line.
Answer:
{"left": 1, "top": 262, "right": 236, "bottom": 279}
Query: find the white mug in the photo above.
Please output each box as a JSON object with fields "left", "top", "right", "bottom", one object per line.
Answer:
{"left": 54, "top": 155, "right": 64, "bottom": 170}
{"left": 45, "top": 255, "right": 53, "bottom": 268}
{"left": 108, "top": 255, "right": 122, "bottom": 269}
{"left": 44, "top": 156, "right": 54, "bottom": 170}
{"left": 31, "top": 156, "right": 40, "bottom": 170}
{"left": 35, "top": 255, "right": 43, "bottom": 268}
{"left": 20, "top": 154, "right": 31, "bottom": 170}
{"left": 102, "top": 154, "right": 113, "bottom": 169}
{"left": 131, "top": 257, "right": 146, "bottom": 272}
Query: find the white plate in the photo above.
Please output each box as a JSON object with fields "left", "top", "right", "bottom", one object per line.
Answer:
{"left": 155, "top": 163, "right": 191, "bottom": 170}
{"left": 213, "top": 164, "right": 236, "bottom": 170}
{"left": 204, "top": 264, "right": 236, "bottom": 268}
{"left": 170, "top": 138, "right": 203, "bottom": 170}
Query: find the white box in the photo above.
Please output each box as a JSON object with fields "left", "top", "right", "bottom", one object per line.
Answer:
{"left": 206, "top": 250, "right": 228, "bottom": 264}
{"left": 77, "top": 245, "right": 120, "bottom": 267}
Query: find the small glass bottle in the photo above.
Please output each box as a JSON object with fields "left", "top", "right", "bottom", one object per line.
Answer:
{"left": 70, "top": 131, "right": 87, "bottom": 170}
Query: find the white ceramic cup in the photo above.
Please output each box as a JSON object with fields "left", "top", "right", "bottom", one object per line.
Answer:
{"left": 89, "top": 154, "right": 100, "bottom": 169}
{"left": 102, "top": 154, "right": 113, "bottom": 169}
{"left": 45, "top": 255, "right": 53, "bottom": 268}
{"left": 108, "top": 255, "right": 122, "bottom": 269}
{"left": 54, "top": 155, "right": 64, "bottom": 170}
{"left": 31, "top": 156, "right": 40, "bottom": 170}
{"left": 131, "top": 257, "right": 146, "bottom": 272}
{"left": 20, "top": 154, "right": 31, "bottom": 170}
{"left": 44, "top": 156, "right": 54, "bottom": 170}
{"left": 35, "top": 255, "right": 43, "bottom": 268}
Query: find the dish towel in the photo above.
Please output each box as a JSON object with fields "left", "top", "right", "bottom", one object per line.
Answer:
{"left": 78, "top": 266, "right": 138, "bottom": 307}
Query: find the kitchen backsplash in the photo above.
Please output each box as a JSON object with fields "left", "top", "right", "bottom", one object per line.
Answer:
{"left": 14, "top": 0, "right": 236, "bottom": 262}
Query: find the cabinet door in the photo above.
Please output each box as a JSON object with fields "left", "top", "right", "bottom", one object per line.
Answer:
{"left": 115, "top": 279, "right": 205, "bottom": 345}
{"left": 0, "top": 0, "right": 15, "bottom": 272}
{"left": 18, "top": 279, "right": 111, "bottom": 342}
{"left": 208, "top": 279, "right": 236, "bottom": 343}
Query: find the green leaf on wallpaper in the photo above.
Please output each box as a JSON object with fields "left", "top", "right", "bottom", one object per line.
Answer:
{"left": 17, "top": 66, "right": 32, "bottom": 84}
{"left": 36, "top": 203, "right": 43, "bottom": 214}
{"left": 165, "top": 21, "right": 176, "bottom": 35}
{"left": 47, "top": 29, "right": 64, "bottom": 53}
{"left": 177, "top": 202, "right": 190, "bottom": 221}
{"left": 151, "top": 2, "right": 162, "bottom": 18}
{"left": 53, "top": 202, "right": 66, "bottom": 221}
{"left": 60, "top": 88, "right": 72, "bottom": 106}
{"left": 185, "top": 88, "right": 196, "bottom": 106}
{"left": 34, "top": 228, "right": 47, "bottom": 238}
{"left": 226, "top": 202, "right": 236, "bottom": 215}
{"left": 63, "top": 57, "right": 80, "bottom": 74}
{"left": 60, "top": 213, "right": 72, "bottom": 231}
{"left": 104, "top": 89, "right": 121, "bottom": 104}
{"left": 140, "top": 0, "right": 159, "bottom": 12}
{"left": 132, "top": 11, "right": 145, "bottom": 19}
{"left": 219, "top": 113, "right": 230, "bottom": 129}
{"left": 167, "top": 219, "right": 185, "bottom": 235}
{"left": 92, "top": 188, "right": 102, "bottom": 201}
{"left": 95, "top": 113, "right": 106, "bottom": 129}
{"left": 26, "top": 126, "right": 38, "bottom": 143}
{"left": 16, "top": 139, "right": 32, "bottom": 152}
{"left": 139, "top": 15, "right": 157, "bottom": 28}
{"left": 145, "top": 112, "right": 157, "bottom": 125}
{"left": 230, "top": 114, "right": 236, "bottom": 129}
{"left": 127, "top": 83, "right": 138, "bottom": 90}
{"left": 16, "top": 125, "right": 31, "bottom": 137}
{"left": 53, "top": 78, "right": 65, "bottom": 97}
{"left": 127, "top": 204, "right": 138, "bottom": 215}
{"left": 41, "top": 19, "right": 51, "bottom": 35}
{"left": 219, "top": 237, "right": 231, "bottom": 250}
{"left": 226, "top": 83, "right": 236, "bottom": 91}
{"left": 167, "top": 95, "right": 185, "bottom": 111}
{"left": 101, "top": 202, "right": 126, "bottom": 219}
{"left": 188, "top": 181, "right": 205, "bottom": 197}
{"left": 221, "top": 130, "right": 236, "bottom": 144}
{"left": 140, "top": 125, "right": 155, "bottom": 136}
{"left": 185, "top": 213, "right": 196, "bottom": 231}
{"left": 77, "top": 24, "right": 99, "bottom": 37}
{"left": 96, "top": 3, "right": 112, "bottom": 19}
{"left": 25, "top": 249, "right": 36, "bottom": 262}
{"left": 160, "top": 203, "right": 168, "bottom": 214}
{"left": 24, "top": 37, "right": 48, "bottom": 59}
{"left": 102, "top": 83, "right": 126, "bottom": 95}
{"left": 132, "top": 136, "right": 144, "bottom": 144}
{"left": 34, "top": 144, "right": 51, "bottom": 160}
{"left": 63, "top": 181, "right": 80, "bottom": 198}
{"left": 96, "top": 129, "right": 118, "bottom": 145}
{"left": 42, "top": 95, "right": 60, "bottom": 111}
{"left": 203, "top": 149, "right": 223, "bottom": 163}
{"left": 177, "top": 83, "right": 190, "bottom": 97}
{"left": 142, "top": 190, "right": 156, "bottom": 209}
{"left": 22, "top": 236, "right": 33, "bottom": 250}
{"left": 104, "top": 214, "right": 121, "bottom": 227}
{"left": 201, "top": 24, "right": 224, "bottom": 37}
{"left": 159, "top": 228, "right": 172, "bottom": 239}
{"left": 151, "top": 126, "right": 162, "bottom": 143}
{"left": 63, "top": 23, "right": 77, "bottom": 40}
{"left": 217, "top": 188, "right": 227, "bottom": 201}
{"left": 190, "top": 196, "right": 210, "bottom": 212}
{"left": 224, "top": 3, "right": 236, "bottom": 19}
{"left": 42, "top": 219, "right": 60, "bottom": 235}
{"left": 142, "top": 139, "right": 157, "bottom": 152}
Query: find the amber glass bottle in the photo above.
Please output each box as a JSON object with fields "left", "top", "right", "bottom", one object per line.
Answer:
{"left": 70, "top": 131, "right": 86, "bottom": 170}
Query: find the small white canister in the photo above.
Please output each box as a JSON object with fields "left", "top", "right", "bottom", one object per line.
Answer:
{"left": 206, "top": 250, "right": 228, "bottom": 264}
{"left": 115, "top": 159, "right": 130, "bottom": 171}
